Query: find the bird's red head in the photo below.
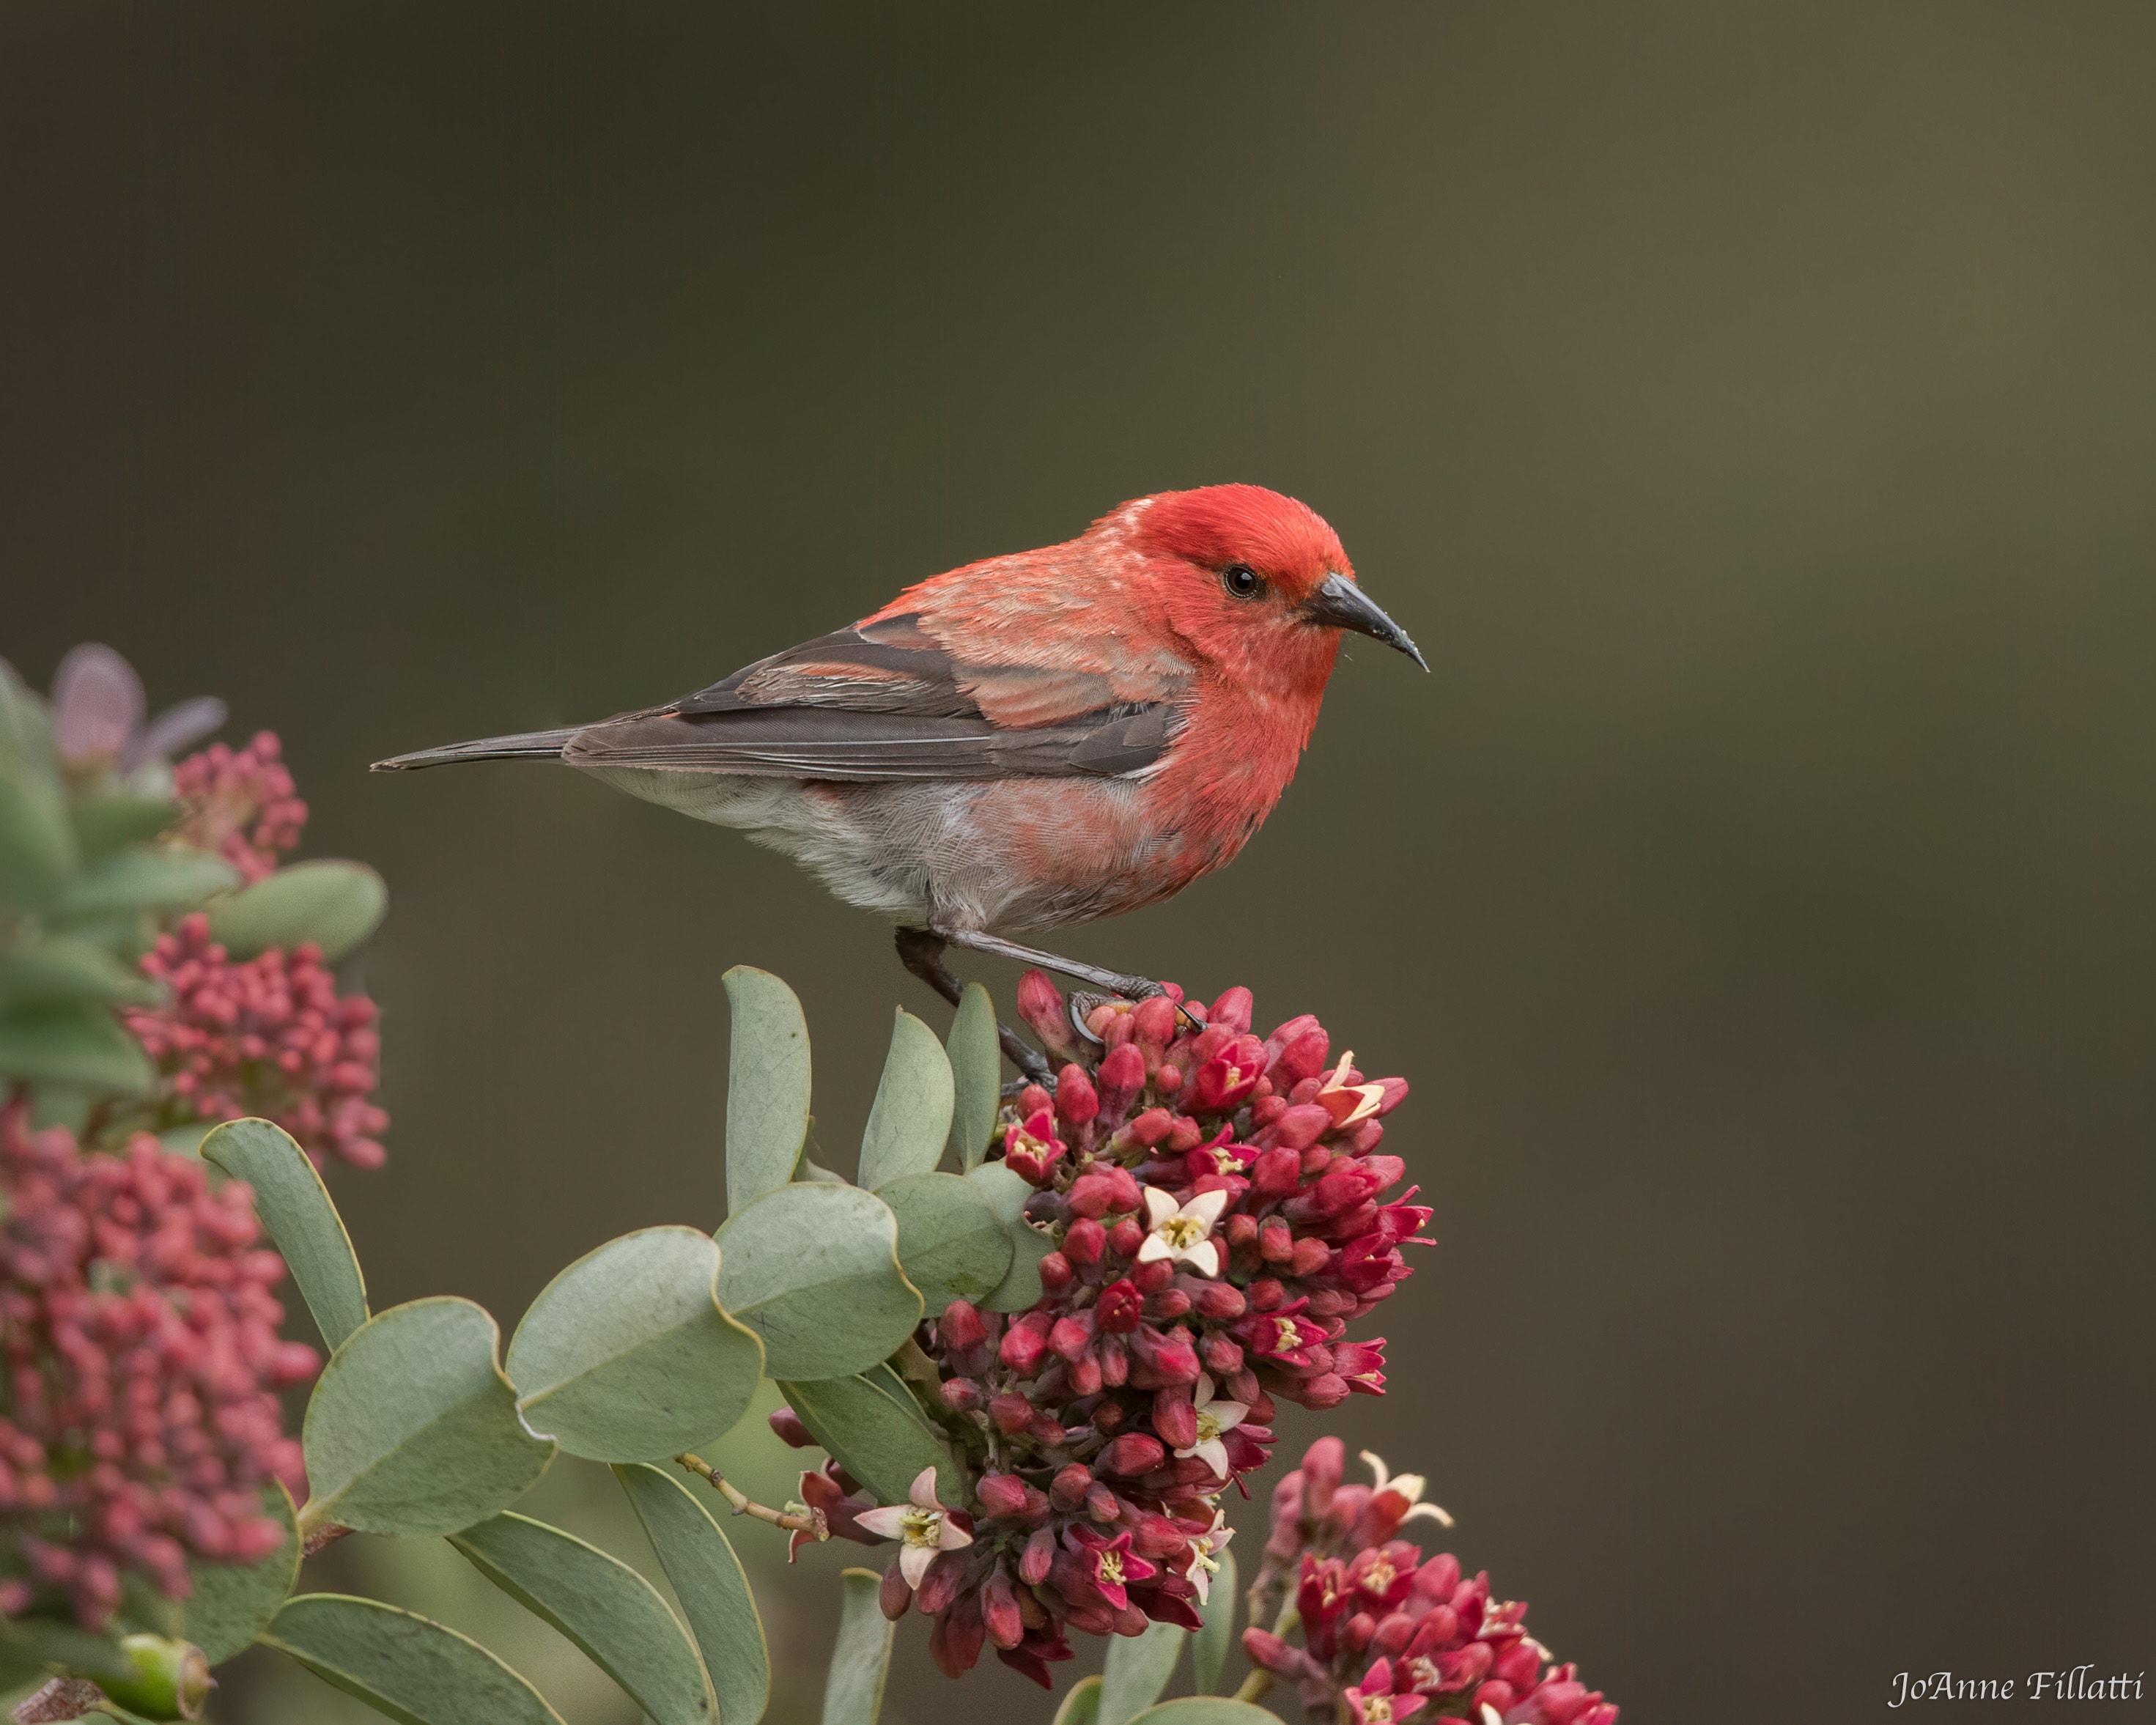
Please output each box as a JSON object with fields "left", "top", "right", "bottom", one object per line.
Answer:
{"left": 1108, "top": 484, "right": 1425, "bottom": 695}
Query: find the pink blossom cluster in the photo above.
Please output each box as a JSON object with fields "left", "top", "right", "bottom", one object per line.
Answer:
{"left": 127, "top": 915, "right": 388, "bottom": 1170}
{"left": 169, "top": 732, "right": 306, "bottom": 882}
{"left": 0, "top": 1104, "right": 317, "bottom": 1628}
{"left": 1244, "top": 1438, "right": 1618, "bottom": 1725}
{"left": 776, "top": 974, "right": 1428, "bottom": 1688}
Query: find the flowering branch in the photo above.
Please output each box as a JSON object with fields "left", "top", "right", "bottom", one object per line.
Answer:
{"left": 674, "top": 1452, "right": 829, "bottom": 1540}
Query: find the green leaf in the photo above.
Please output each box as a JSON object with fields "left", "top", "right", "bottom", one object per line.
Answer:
{"left": 0, "top": 751, "right": 77, "bottom": 909}
{"left": 860, "top": 1361, "right": 937, "bottom": 1433}
{"left": 451, "top": 1512, "right": 717, "bottom": 1725}
{"left": 857, "top": 1008, "right": 953, "bottom": 1189}
{"left": 1101, "top": 1618, "right": 1186, "bottom": 1725}
{"left": 820, "top": 1569, "right": 896, "bottom": 1725}
{"left": 1192, "top": 1547, "right": 1238, "bottom": 1695}
{"left": 1123, "top": 1703, "right": 1285, "bottom": 1725}
{"left": 0, "top": 1615, "right": 140, "bottom": 1690}
{"left": 777, "top": 1375, "right": 957, "bottom": 1509}
{"left": 185, "top": 1480, "right": 300, "bottom": 1663}
{"left": 944, "top": 982, "right": 1000, "bottom": 1171}
{"left": 714, "top": 1183, "right": 922, "bottom": 1380}
{"left": 202, "top": 1117, "right": 369, "bottom": 1350}
{"left": 874, "top": 1171, "right": 1013, "bottom": 1315}
{"left": 205, "top": 859, "right": 388, "bottom": 961}
{"left": 1055, "top": 1674, "right": 1104, "bottom": 1725}
{"left": 0, "top": 936, "right": 163, "bottom": 1010}
{"left": 967, "top": 1161, "right": 1057, "bottom": 1312}
{"left": 262, "top": 1593, "right": 564, "bottom": 1725}
{"left": 613, "top": 1463, "right": 770, "bottom": 1725}
{"left": 506, "top": 1226, "right": 764, "bottom": 1463}
{"left": 0, "top": 1000, "right": 156, "bottom": 1095}
{"left": 0, "top": 662, "right": 56, "bottom": 775}
{"left": 300, "top": 1297, "right": 554, "bottom": 1539}
{"left": 70, "top": 796, "right": 179, "bottom": 865}
{"left": 723, "top": 966, "right": 812, "bottom": 1214}
{"left": 49, "top": 847, "right": 238, "bottom": 920}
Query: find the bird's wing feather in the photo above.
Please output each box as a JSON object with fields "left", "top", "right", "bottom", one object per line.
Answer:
{"left": 569, "top": 615, "right": 1188, "bottom": 782}
{"left": 562, "top": 702, "right": 1177, "bottom": 782}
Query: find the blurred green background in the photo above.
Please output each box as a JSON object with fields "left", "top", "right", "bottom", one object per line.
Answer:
{"left": 4, "top": 3, "right": 2152, "bottom": 1720}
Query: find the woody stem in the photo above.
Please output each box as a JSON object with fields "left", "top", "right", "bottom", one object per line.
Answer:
{"left": 675, "top": 1452, "right": 826, "bottom": 1537}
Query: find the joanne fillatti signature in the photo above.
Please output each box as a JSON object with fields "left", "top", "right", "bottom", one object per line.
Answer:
{"left": 1890, "top": 1669, "right": 2146, "bottom": 1706}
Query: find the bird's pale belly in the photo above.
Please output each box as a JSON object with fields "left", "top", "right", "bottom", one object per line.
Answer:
{"left": 577, "top": 764, "right": 1197, "bottom": 934}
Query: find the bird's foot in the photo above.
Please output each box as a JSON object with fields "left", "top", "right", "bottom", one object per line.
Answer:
{"left": 928, "top": 926, "right": 1200, "bottom": 1034}
{"left": 893, "top": 928, "right": 1055, "bottom": 1089}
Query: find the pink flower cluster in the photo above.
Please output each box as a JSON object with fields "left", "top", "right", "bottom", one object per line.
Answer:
{"left": 1244, "top": 1439, "right": 1618, "bottom": 1725}
{"left": 0, "top": 1104, "right": 317, "bottom": 1628}
{"left": 169, "top": 732, "right": 306, "bottom": 882}
{"left": 778, "top": 975, "right": 1428, "bottom": 1688}
{"left": 128, "top": 915, "right": 388, "bottom": 1170}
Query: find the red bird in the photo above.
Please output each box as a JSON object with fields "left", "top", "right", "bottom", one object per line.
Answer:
{"left": 374, "top": 485, "right": 1421, "bottom": 1073}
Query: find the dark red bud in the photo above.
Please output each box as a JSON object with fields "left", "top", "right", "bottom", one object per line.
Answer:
{"left": 989, "top": 1391, "right": 1035, "bottom": 1435}
{"left": 1291, "top": 1236, "right": 1332, "bottom": 1277}
{"left": 1038, "top": 1251, "right": 1074, "bottom": 1292}
{"left": 1108, "top": 1217, "right": 1144, "bottom": 1257}
{"left": 768, "top": 1406, "right": 813, "bottom": 1447}
{"left": 1152, "top": 1385, "right": 1199, "bottom": 1449}
{"left": 940, "top": 1300, "right": 987, "bottom": 1351}
{"left": 939, "top": 1377, "right": 985, "bottom": 1413}
{"left": 881, "top": 1561, "right": 914, "bottom": 1619}
{"left": 1086, "top": 1483, "right": 1121, "bottom": 1521}
{"left": 976, "top": 1472, "right": 1029, "bottom": 1519}
{"left": 1101, "top": 1433, "right": 1167, "bottom": 1476}
{"left": 1096, "top": 1044, "right": 1146, "bottom": 1120}
{"left": 1021, "top": 1525, "right": 1058, "bottom": 1584}
{"left": 1016, "top": 970, "right": 1077, "bottom": 1059}
{"left": 1054, "top": 1065, "right": 1099, "bottom": 1126}
{"left": 1050, "top": 1463, "right": 1094, "bottom": 1509}
{"left": 1064, "top": 1216, "right": 1106, "bottom": 1263}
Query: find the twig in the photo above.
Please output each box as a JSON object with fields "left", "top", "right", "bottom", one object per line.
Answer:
{"left": 13, "top": 1679, "right": 107, "bottom": 1724}
{"left": 302, "top": 1522, "right": 352, "bottom": 1557}
{"left": 676, "top": 1453, "right": 827, "bottom": 1539}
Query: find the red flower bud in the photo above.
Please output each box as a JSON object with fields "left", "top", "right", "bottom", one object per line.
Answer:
{"left": 976, "top": 1473, "right": 1029, "bottom": 1519}
{"left": 1107, "top": 1217, "right": 1144, "bottom": 1257}
{"left": 1038, "top": 1251, "right": 1074, "bottom": 1292}
{"left": 768, "top": 1406, "right": 813, "bottom": 1448}
{"left": 1096, "top": 1044, "right": 1146, "bottom": 1123}
{"left": 1054, "top": 1065, "right": 1099, "bottom": 1126}
{"left": 940, "top": 1300, "right": 986, "bottom": 1351}
{"left": 1252, "top": 1145, "right": 1302, "bottom": 1198}
{"left": 1095, "top": 1278, "right": 1143, "bottom": 1334}
{"left": 1064, "top": 1216, "right": 1106, "bottom": 1264}
{"left": 1208, "top": 986, "right": 1254, "bottom": 1035}
{"left": 1021, "top": 1524, "right": 1058, "bottom": 1584}
{"left": 1101, "top": 1433, "right": 1166, "bottom": 1476}
{"left": 939, "top": 1376, "right": 985, "bottom": 1412}
{"left": 991, "top": 1391, "right": 1035, "bottom": 1435}
{"left": 880, "top": 1560, "right": 913, "bottom": 1619}
{"left": 1268, "top": 1104, "right": 1334, "bottom": 1150}
{"left": 983, "top": 1567, "right": 1025, "bottom": 1648}
{"left": 999, "top": 1313, "right": 1052, "bottom": 1375}
{"left": 1151, "top": 1385, "right": 1198, "bottom": 1450}
{"left": 1016, "top": 970, "right": 1077, "bottom": 1060}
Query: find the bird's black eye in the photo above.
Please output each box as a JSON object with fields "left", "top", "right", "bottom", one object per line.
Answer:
{"left": 1222, "top": 563, "right": 1265, "bottom": 599}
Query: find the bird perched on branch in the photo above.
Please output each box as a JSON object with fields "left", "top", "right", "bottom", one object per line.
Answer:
{"left": 374, "top": 484, "right": 1422, "bottom": 1079}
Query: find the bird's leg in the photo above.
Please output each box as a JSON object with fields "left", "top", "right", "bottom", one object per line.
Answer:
{"left": 893, "top": 927, "right": 1054, "bottom": 1089}
{"left": 928, "top": 925, "right": 1198, "bottom": 1027}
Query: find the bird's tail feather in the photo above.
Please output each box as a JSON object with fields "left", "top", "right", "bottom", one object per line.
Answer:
{"left": 369, "top": 729, "right": 578, "bottom": 772}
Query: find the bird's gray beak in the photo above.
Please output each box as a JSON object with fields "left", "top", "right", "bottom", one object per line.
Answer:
{"left": 1303, "top": 572, "right": 1428, "bottom": 671}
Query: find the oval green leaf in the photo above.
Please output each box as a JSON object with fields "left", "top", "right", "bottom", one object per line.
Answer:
{"left": 300, "top": 1297, "right": 554, "bottom": 1539}
{"left": 70, "top": 794, "right": 180, "bottom": 865}
{"left": 50, "top": 847, "right": 238, "bottom": 920}
{"left": 206, "top": 859, "right": 388, "bottom": 961}
{"left": 202, "top": 1116, "right": 369, "bottom": 1350}
{"left": 723, "top": 966, "right": 812, "bottom": 1214}
{"left": 0, "top": 752, "right": 78, "bottom": 909}
{"left": 0, "top": 1000, "right": 156, "bottom": 1096}
{"left": 613, "top": 1463, "right": 769, "bottom": 1725}
{"left": 1192, "top": 1545, "right": 1238, "bottom": 1695}
{"left": 944, "top": 982, "right": 1000, "bottom": 1171}
{"left": 820, "top": 1569, "right": 896, "bottom": 1725}
{"left": 1124, "top": 1703, "right": 1285, "bottom": 1725}
{"left": 507, "top": 1226, "right": 764, "bottom": 1462}
{"left": 0, "top": 937, "right": 163, "bottom": 1010}
{"left": 874, "top": 1171, "right": 1013, "bottom": 1315}
{"left": 185, "top": 1480, "right": 300, "bottom": 1664}
{"left": 1055, "top": 1674, "right": 1104, "bottom": 1725}
{"left": 714, "top": 1183, "right": 921, "bottom": 1380}
{"left": 1101, "top": 1617, "right": 1186, "bottom": 1725}
{"left": 967, "top": 1161, "right": 1057, "bottom": 1312}
{"left": 452, "top": 1511, "right": 716, "bottom": 1725}
{"left": 778, "top": 1375, "right": 958, "bottom": 1509}
{"left": 857, "top": 1008, "right": 953, "bottom": 1189}
{"left": 262, "top": 1593, "right": 564, "bottom": 1725}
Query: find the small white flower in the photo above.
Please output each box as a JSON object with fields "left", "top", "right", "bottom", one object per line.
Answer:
{"left": 1360, "top": 1448, "right": 1453, "bottom": 1528}
{"left": 1180, "top": 1507, "right": 1236, "bottom": 1605}
{"left": 1173, "top": 1373, "right": 1251, "bottom": 1480}
{"left": 851, "top": 1466, "right": 973, "bottom": 1587}
{"left": 1318, "top": 1050, "right": 1389, "bottom": 1129}
{"left": 1137, "top": 1186, "right": 1230, "bottom": 1277}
